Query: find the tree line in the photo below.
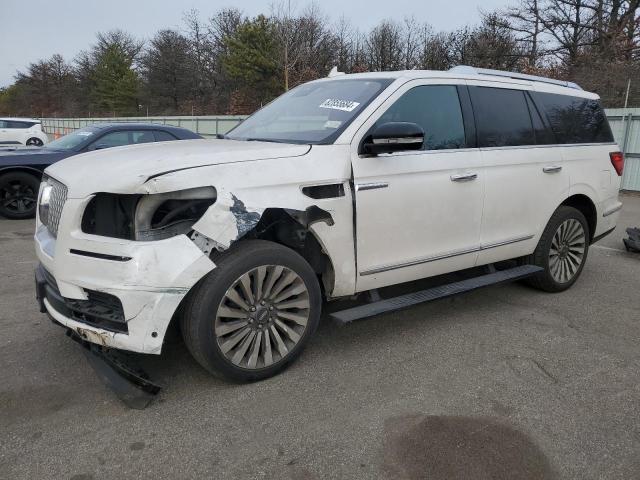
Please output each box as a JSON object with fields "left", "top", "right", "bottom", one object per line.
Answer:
{"left": 1, "top": 0, "right": 638, "bottom": 117}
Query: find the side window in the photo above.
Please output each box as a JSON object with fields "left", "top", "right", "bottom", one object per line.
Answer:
{"left": 376, "top": 85, "right": 466, "bottom": 150}
{"left": 532, "top": 92, "right": 613, "bottom": 144}
{"left": 153, "top": 130, "right": 178, "bottom": 142}
{"left": 89, "top": 131, "right": 130, "bottom": 150}
{"left": 0, "top": 121, "right": 7, "bottom": 128}
{"left": 470, "top": 87, "right": 534, "bottom": 147}
{"left": 6, "top": 121, "right": 31, "bottom": 129}
{"left": 131, "top": 131, "right": 156, "bottom": 144}
{"left": 525, "top": 94, "right": 555, "bottom": 145}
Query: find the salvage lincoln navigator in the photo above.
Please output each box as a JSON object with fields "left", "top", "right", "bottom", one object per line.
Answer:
{"left": 35, "top": 66, "right": 623, "bottom": 381}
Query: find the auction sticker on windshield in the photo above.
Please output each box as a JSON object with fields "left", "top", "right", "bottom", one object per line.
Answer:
{"left": 319, "top": 99, "right": 361, "bottom": 112}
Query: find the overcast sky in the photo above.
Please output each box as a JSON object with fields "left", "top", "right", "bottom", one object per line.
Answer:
{"left": 0, "top": 0, "right": 509, "bottom": 88}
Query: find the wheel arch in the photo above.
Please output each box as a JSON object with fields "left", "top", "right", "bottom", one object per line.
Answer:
{"left": 237, "top": 207, "right": 337, "bottom": 297}
{"left": 559, "top": 194, "right": 597, "bottom": 242}
{"left": 0, "top": 165, "right": 44, "bottom": 178}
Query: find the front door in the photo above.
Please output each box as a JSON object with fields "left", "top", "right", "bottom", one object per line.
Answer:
{"left": 351, "top": 80, "right": 484, "bottom": 292}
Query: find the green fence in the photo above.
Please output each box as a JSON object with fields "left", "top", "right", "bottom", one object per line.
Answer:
{"left": 41, "top": 115, "right": 247, "bottom": 139}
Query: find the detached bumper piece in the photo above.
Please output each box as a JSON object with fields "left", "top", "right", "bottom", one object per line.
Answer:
{"left": 623, "top": 227, "right": 640, "bottom": 253}
{"left": 68, "top": 331, "right": 161, "bottom": 409}
{"left": 35, "top": 264, "right": 161, "bottom": 409}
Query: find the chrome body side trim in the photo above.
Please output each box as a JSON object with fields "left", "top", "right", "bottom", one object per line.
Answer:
{"left": 355, "top": 182, "right": 389, "bottom": 192}
{"left": 360, "top": 234, "right": 535, "bottom": 276}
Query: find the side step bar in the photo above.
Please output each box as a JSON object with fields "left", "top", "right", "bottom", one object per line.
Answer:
{"left": 330, "top": 264, "right": 543, "bottom": 324}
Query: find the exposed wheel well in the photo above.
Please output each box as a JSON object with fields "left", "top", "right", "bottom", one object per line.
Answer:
{"left": 560, "top": 194, "right": 597, "bottom": 242}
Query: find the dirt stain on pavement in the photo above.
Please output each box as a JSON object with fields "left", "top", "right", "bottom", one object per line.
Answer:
{"left": 382, "top": 414, "right": 557, "bottom": 480}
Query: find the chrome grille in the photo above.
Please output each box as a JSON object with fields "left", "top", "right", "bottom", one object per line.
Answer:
{"left": 46, "top": 178, "right": 67, "bottom": 237}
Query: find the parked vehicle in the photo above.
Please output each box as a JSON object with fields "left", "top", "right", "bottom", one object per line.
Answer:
{"left": 0, "top": 117, "right": 48, "bottom": 147}
{"left": 34, "top": 67, "right": 623, "bottom": 385}
{"left": 0, "top": 123, "right": 201, "bottom": 219}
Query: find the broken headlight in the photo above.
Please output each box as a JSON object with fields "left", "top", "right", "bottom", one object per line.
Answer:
{"left": 133, "top": 187, "right": 216, "bottom": 241}
{"left": 81, "top": 187, "right": 216, "bottom": 241}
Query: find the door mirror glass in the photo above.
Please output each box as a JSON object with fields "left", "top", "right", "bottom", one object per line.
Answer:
{"left": 362, "top": 122, "right": 424, "bottom": 155}
{"left": 92, "top": 143, "right": 110, "bottom": 150}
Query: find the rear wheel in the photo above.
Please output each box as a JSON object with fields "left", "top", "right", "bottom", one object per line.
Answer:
{"left": 0, "top": 171, "right": 40, "bottom": 219}
{"left": 524, "top": 206, "right": 590, "bottom": 292}
{"left": 25, "top": 137, "right": 43, "bottom": 147}
{"left": 180, "top": 240, "right": 322, "bottom": 381}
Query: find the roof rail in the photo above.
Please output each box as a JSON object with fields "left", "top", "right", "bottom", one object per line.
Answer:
{"left": 449, "top": 65, "right": 582, "bottom": 90}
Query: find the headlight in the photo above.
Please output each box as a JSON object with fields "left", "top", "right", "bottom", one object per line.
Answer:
{"left": 81, "top": 187, "right": 216, "bottom": 241}
{"left": 134, "top": 187, "right": 216, "bottom": 241}
{"left": 38, "top": 183, "right": 52, "bottom": 225}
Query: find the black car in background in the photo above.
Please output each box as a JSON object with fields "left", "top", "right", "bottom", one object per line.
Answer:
{"left": 0, "top": 123, "right": 202, "bottom": 219}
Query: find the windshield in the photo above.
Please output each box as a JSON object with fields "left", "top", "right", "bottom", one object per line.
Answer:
{"left": 227, "top": 78, "right": 393, "bottom": 144}
{"left": 46, "top": 126, "right": 100, "bottom": 151}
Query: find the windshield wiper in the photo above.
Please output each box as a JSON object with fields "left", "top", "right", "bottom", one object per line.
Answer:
{"left": 244, "top": 137, "right": 290, "bottom": 144}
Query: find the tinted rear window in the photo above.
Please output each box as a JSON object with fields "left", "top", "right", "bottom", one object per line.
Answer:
{"left": 154, "top": 130, "right": 177, "bottom": 142}
{"left": 470, "top": 87, "right": 535, "bottom": 147}
{"left": 532, "top": 92, "right": 613, "bottom": 144}
{"left": 6, "top": 121, "right": 35, "bottom": 129}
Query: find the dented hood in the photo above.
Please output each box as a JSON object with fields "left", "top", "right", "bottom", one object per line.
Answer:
{"left": 45, "top": 138, "right": 311, "bottom": 198}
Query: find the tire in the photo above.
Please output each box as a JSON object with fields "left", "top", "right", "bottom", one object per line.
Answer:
{"left": 0, "top": 171, "right": 40, "bottom": 219}
{"left": 180, "top": 240, "right": 322, "bottom": 381}
{"left": 524, "top": 206, "right": 590, "bottom": 292}
{"left": 25, "top": 137, "right": 44, "bottom": 147}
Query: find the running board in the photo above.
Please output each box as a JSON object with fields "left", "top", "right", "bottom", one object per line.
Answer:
{"left": 331, "top": 265, "right": 543, "bottom": 324}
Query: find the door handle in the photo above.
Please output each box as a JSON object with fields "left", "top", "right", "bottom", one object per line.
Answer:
{"left": 543, "top": 166, "right": 562, "bottom": 173}
{"left": 450, "top": 173, "right": 478, "bottom": 182}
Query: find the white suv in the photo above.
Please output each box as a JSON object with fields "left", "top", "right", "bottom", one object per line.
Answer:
{"left": 0, "top": 118, "right": 48, "bottom": 146}
{"left": 34, "top": 66, "right": 623, "bottom": 382}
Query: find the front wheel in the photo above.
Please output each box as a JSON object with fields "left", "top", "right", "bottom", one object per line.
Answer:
{"left": 180, "top": 240, "right": 322, "bottom": 381}
{"left": 524, "top": 206, "right": 590, "bottom": 292}
{"left": 0, "top": 171, "right": 40, "bottom": 219}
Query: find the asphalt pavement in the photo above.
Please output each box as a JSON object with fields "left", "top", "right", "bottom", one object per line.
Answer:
{"left": 1, "top": 193, "right": 639, "bottom": 479}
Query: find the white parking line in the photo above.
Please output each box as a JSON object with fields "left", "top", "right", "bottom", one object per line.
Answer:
{"left": 592, "top": 244, "right": 626, "bottom": 253}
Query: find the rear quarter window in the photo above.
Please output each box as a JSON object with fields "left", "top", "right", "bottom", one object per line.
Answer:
{"left": 6, "top": 121, "right": 34, "bottom": 129}
{"left": 154, "top": 130, "right": 178, "bottom": 142}
{"left": 532, "top": 92, "right": 613, "bottom": 144}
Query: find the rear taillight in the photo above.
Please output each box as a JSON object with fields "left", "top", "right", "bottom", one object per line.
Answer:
{"left": 610, "top": 151, "right": 624, "bottom": 176}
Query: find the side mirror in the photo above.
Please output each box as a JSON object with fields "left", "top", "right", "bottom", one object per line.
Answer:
{"left": 91, "top": 143, "right": 110, "bottom": 151}
{"left": 362, "top": 122, "right": 424, "bottom": 155}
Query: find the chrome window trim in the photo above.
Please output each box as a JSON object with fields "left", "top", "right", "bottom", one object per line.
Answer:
{"left": 360, "top": 234, "right": 534, "bottom": 276}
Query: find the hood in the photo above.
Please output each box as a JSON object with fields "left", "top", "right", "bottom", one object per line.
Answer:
{"left": 45, "top": 139, "right": 311, "bottom": 198}
{"left": 0, "top": 146, "right": 71, "bottom": 165}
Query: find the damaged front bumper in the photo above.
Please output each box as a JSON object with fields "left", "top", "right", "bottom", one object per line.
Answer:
{"left": 34, "top": 198, "right": 215, "bottom": 354}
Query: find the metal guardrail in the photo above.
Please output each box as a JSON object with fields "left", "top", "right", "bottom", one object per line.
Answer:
{"left": 41, "top": 115, "right": 248, "bottom": 139}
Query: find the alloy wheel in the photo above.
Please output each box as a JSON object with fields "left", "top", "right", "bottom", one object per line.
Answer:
{"left": 0, "top": 180, "right": 37, "bottom": 215}
{"left": 214, "top": 265, "right": 310, "bottom": 370}
{"left": 549, "top": 218, "right": 586, "bottom": 283}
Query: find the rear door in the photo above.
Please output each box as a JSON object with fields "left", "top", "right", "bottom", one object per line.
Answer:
{"left": 469, "top": 82, "right": 570, "bottom": 265}
{"left": 351, "top": 79, "right": 485, "bottom": 292}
